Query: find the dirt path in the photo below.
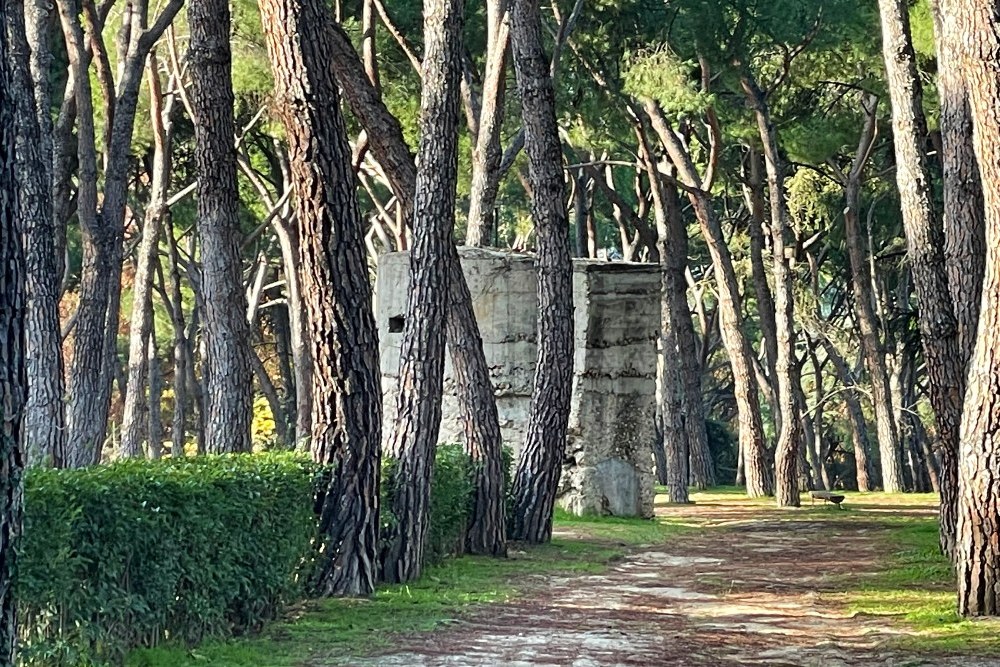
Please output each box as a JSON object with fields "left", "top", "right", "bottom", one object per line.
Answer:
{"left": 336, "top": 497, "right": 977, "bottom": 666}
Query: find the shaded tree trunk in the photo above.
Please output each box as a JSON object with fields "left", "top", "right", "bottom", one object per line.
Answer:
{"left": 878, "top": 0, "right": 964, "bottom": 557}
{"left": 380, "top": 0, "right": 465, "bottom": 584}
{"left": 645, "top": 157, "right": 688, "bottom": 504}
{"left": 0, "top": 13, "right": 26, "bottom": 659}
{"left": 261, "top": 0, "right": 383, "bottom": 596}
{"left": 508, "top": 0, "right": 575, "bottom": 543}
{"left": 742, "top": 75, "right": 801, "bottom": 508}
{"left": 8, "top": 2, "right": 64, "bottom": 467}
{"left": 189, "top": 0, "right": 254, "bottom": 454}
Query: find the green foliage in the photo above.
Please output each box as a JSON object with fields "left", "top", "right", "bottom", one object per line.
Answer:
{"left": 705, "top": 419, "right": 739, "bottom": 485}
{"left": 622, "top": 47, "right": 712, "bottom": 119}
{"left": 17, "top": 454, "right": 323, "bottom": 666}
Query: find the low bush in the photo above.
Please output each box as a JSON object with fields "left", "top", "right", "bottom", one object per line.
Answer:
{"left": 17, "top": 446, "right": 486, "bottom": 666}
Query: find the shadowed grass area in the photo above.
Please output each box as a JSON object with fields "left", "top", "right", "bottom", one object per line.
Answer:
{"left": 127, "top": 512, "right": 678, "bottom": 667}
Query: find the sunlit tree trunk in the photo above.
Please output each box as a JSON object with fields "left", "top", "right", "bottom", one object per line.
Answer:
{"left": 954, "top": 0, "right": 1000, "bottom": 614}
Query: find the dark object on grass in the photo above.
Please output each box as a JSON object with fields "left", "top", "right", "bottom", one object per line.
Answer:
{"left": 810, "top": 490, "right": 846, "bottom": 508}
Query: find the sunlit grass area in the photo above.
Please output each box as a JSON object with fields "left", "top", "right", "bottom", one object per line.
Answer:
{"left": 832, "top": 515, "right": 1000, "bottom": 654}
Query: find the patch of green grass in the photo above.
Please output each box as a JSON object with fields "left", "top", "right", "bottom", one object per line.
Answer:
{"left": 127, "top": 530, "right": 630, "bottom": 667}
{"left": 837, "top": 516, "right": 1000, "bottom": 654}
{"left": 552, "top": 508, "right": 692, "bottom": 544}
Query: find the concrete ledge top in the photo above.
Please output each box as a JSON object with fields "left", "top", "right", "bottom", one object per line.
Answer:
{"left": 379, "top": 247, "right": 659, "bottom": 274}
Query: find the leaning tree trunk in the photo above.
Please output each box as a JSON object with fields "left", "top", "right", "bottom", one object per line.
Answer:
{"left": 0, "top": 14, "right": 26, "bottom": 658}
{"left": 8, "top": 1, "right": 65, "bottom": 467}
{"left": 953, "top": 0, "right": 1000, "bottom": 615}
{"left": 742, "top": 75, "right": 801, "bottom": 508}
{"left": 261, "top": 0, "right": 383, "bottom": 596}
{"left": 325, "top": 13, "right": 506, "bottom": 557}
{"left": 379, "top": 0, "right": 465, "bottom": 585}
{"left": 642, "top": 99, "right": 772, "bottom": 497}
{"left": 877, "top": 0, "right": 965, "bottom": 557}
{"left": 120, "top": 55, "right": 173, "bottom": 459}
{"left": 508, "top": 0, "right": 575, "bottom": 543}
{"left": 840, "top": 99, "right": 904, "bottom": 493}
{"left": 188, "top": 0, "right": 254, "bottom": 454}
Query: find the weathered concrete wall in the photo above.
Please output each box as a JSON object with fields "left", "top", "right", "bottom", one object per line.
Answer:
{"left": 375, "top": 248, "right": 658, "bottom": 518}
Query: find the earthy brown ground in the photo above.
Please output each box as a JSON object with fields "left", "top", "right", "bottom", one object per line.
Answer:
{"left": 336, "top": 494, "right": 990, "bottom": 667}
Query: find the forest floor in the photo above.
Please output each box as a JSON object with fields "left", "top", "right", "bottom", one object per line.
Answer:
{"left": 128, "top": 489, "right": 1000, "bottom": 667}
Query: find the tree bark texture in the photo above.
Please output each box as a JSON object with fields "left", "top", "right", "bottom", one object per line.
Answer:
{"left": 742, "top": 76, "right": 801, "bottom": 508}
{"left": 950, "top": 0, "right": 1000, "bottom": 615}
{"left": 0, "top": 14, "right": 26, "bottom": 659}
{"left": 120, "top": 56, "right": 173, "bottom": 459}
{"left": 839, "top": 97, "right": 904, "bottom": 493}
{"left": 508, "top": 0, "right": 576, "bottom": 543}
{"left": 642, "top": 99, "right": 772, "bottom": 497}
{"left": 379, "top": 0, "right": 465, "bottom": 585}
{"left": 646, "top": 158, "right": 688, "bottom": 504}
{"left": 188, "top": 0, "right": 254, "bottom": 454}
{"left": 326, "top": 13, "right": 507, "bottom": 557}
{"left": 822, "top": 338, "right": 875, "bottom": 492}
{"left": 877, "top": 0, "right": 964, "bottom": 556}
{"left": 7, "top": 2, "right": 65, "bottom": 467}
{"left": 260, "top": 0, "right": 383, "bottom": 596}
{"left": 665, "top": 185, "right": 714, "bottom": 489}
{"left": 930, "top": 0, "right": 985, "bottom": 375}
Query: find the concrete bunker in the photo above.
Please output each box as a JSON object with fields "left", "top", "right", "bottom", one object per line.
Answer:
{"left": 376, "top": 247, "right": 658, "bottom": 518}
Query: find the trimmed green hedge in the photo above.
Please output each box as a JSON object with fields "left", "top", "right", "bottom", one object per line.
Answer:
{"left": 16, "top": 446, "right": 482, "bottom": 666}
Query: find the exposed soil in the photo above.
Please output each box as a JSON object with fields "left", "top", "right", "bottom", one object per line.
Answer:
{"left": 326, "top": 497, "right": 988, "bottom": 666}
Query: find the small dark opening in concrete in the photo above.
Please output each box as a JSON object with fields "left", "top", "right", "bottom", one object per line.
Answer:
{"left": 389, "top": 315, "right": 405, "bottom": 333}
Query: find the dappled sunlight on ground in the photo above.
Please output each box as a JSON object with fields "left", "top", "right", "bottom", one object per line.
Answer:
{"left": 340, "top": 489, "right": 999, "bottom": 666}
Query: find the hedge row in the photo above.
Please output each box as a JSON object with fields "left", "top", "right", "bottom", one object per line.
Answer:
{"left": 17, "top": 445, "right": 478, "bottom": 666}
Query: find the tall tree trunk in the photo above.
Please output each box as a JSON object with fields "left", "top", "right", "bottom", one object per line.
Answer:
{"left": 930, "top": 0, "right": 985, "bottom": 373}
{"left": 147, "top": 330, "right": 163, "bottom": 459}
{"left": 161, "top": 217, "right": 189, "bottom": 455}
{"left": 380, "top": 0, "right": 465, "bottom": 584}
{"left": 58, "top": 0, "right": 106, "bottom": 467}
{"left": 261, "top": 0, "right": 383, "bottom": 596}
{"left": 189, "top": 0, "right": 254, "bottom": 454}
{"left": 120, "top": 54, "right": 173, "bottom": 459}
{"left": 877, "top": 0, "right": 964, "bottom": 557}
{"left": 325, "top": 13, "right": 506, "bottom": 556}
{"left": 465, "top": 0, "right": 509, "bottom": 247}
{"left": 838, "top": 95, "right": 904, "bottom": 493}
{"left": 742, "top": 75, "right": 801, "bottom": 508}
{"left": 0, "top": 13, "right": 27, "bottom": 659}
{"left": 645, "top": 157, "right": 688, "bottom": 504}
{"left": 741, "top": 148, "right": 779, "bottom": 427}
{"left": 508, "top": 0, "right": 575, "bottom": 543}
{"left": 642, "top": 99, "right": 772, "bottom": 497}
{"left": 666, "top": 183, "right": 714, "bottom": 489}
{"left": 8, "top": 1, "right": 64, "bottom": 467}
